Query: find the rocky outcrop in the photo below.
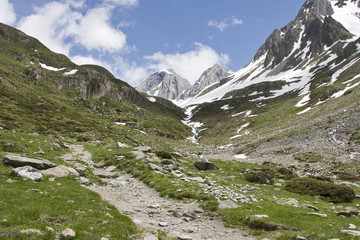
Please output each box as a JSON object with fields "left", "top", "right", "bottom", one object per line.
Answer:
{"left": 4, "top": 154, "right": 57, "bottom": 170}
{"left": 136, "top": 69, "right": 191, "bottom": 101}
{"left": 12, "top": 166, "right": 43, "bottom": 181}
{"left": 194, "top": 159, "right": 218, "bottom": 170}
{"left": 41, "top": 165, "right": 79, "bottom": 178}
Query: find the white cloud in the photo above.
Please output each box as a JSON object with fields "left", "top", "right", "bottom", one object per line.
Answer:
{"left": 17, "top": 1, "right": 128, "bottom": 55}
{"left": 0, "top": 0, "right": 16, "bottom": 25}
{"left": 104, "top": 0, "right": 139, "bottom": 7}
{"left": 66, "top": 7, "right": 127, "bottom": 52}
{"left": 143, "top": 43, "right": 230, "bottom": 84}
{"left": 208, "top": 16, "right": 243, "bottom": 32}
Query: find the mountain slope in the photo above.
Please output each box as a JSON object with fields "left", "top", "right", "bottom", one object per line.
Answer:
{"left": 179, "top": 0, "right": 360, "bottom": 108}
{"left": 180, "top": 64, "right": 232, "bottom": 100}
{"left": 0, "top": 23, "right": 191, "bottom": 143}
{"left": 135, "top": 69, "right": 191, "bottom": 101}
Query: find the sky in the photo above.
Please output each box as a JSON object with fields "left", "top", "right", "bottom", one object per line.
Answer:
{"left": 0, "top": 0, "right": 305, "bottom": 86}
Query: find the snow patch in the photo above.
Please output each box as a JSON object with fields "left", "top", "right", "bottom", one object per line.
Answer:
{"left": 295, "top": 95, "right": 310, "bottom": 107}
{"left": 297, "top": 107, "right": 312, "bottom": 115}
{"left": 159, "top": 69, "right": 172, "bottom": 75}
{"left": 64, "top": 69, "right": 78, "bottom": 75}
{"left": 39, "top": 63, "right": 65, "bottom": 72}
{"left": 220, "top": 104, "right": 232, "bottom": 110}
{"left": 234, "top": 154, "right": 247, "bottom": 159}
{"left": 237, "top": 123, "right": 250, "bottom": 133}
{"left": 331, "top": 82, "right": 360, "bottom": 98}
{"left": 182, "top": 106, "right": 203, "bottom": 144}
{"left": 331, "top": 0, "right": 360, "bottom": 37}
{"left": 148, "top": 97, "right": 156, "bottom": 102}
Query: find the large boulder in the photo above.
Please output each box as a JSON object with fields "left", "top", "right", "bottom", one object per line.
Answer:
{"left": 194, "top": 159, "right": 218, "bottom": 170}
{"left": 4, "top": 154, "right": 57, "bottom": 170}
{"left": 41, "top": 165, "right": 79, "bottom": 178}
{"left": 12, "top": 166, "right": 43, "bottom": 181}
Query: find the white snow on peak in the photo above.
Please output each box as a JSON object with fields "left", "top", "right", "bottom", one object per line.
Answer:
{"left": 40, "top": 63, "right": 66, "bottom": 72}
{"left": 331, "top": 0, "right": 360, "bottom": 37}
{"left": 159, "top": 69, "right": 172, "bottom": 75}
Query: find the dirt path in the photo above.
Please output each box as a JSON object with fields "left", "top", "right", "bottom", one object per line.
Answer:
{"left": 63, "top": 144, "right": 254, "bottom": 240}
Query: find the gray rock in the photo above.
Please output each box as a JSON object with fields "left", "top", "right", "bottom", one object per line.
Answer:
{"left": 253, "top": 215, "right": 269, "bottom": 219}
{"left": 42, "top": 165, "right": 79, "bottom": 178}
{"left": 61, "top": 228, "right": 75, "bottom": 239}
{"left": 13, "top": 166, "right": 43, "bottom": 181}
{"left": 158, "top": 222, "right": 168, "bottom": 227}
{"left": 73, "top": 162, "right": 87, "bottom": 176}
{"left": 340, "top": 230, "right": 360, "bottom": 237}
{"left": 218, "top": 200, "right": 240, "bottom": 209}
{"left": 105, "top": 166, "right": 117, "bottom": 172}
{"left": 144, "top": 235, "right": 158, "bottom": 240}
{"left": 148, "top": 163, "right": 164, "bottom": 172}
{"left": 20, "top": 229, "right": 43, "bottom": 235}
{"left": 177, "top": 234, "right": 193, "bottom": 240}
{"left": 187, "top": 177, "right": 206, "bottom": 183}
{"left": 134, "top": 146, "right": 152, "bottom": 153}
{"left": 349, "top": 224, "right": 357, "bottom": 230}
{"left": 308, "top": 212, "right": 327, "bottom": 218}
{"left": 183, "top": 226, "right": 197, "bottom": 233}
{"left": 93, "top": 169, "right": 119, "bottom": 178}
{"left": 78, "top": 177, "right": 90, "bottom": 185}
{"left": 126, "top": 151, "right": 147, "bottom": 161}
{"left": 194, "top": 160, "right": 218, "bottom": 170}
{"left": 4, "top": 154, "right": 57, "bottom": 170}
{"left": 296, "top": 236, "right": 307, "bottom": 240}
{"left": 301, "top": 204, "right": 319, "bottom": 211}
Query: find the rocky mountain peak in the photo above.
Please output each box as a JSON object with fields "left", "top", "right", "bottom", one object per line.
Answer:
{"left": 135, "top": 69, "right": 191, "bottom": 101}
{"left": 181, "top": 64, "right": 231, "bottom": 99}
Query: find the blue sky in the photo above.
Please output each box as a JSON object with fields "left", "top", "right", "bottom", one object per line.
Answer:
{"left": 0, "top": 0, "right": 304, "bottom": 85}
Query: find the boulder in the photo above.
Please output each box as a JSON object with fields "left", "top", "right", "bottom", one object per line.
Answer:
{"left": 61, "top": 228, "right": 75, "bottom": 239}
{"left": 4, "top": 154, "right": 57, "bottom": 170}
{"left": 218, "top": 199, "right": 240, "bottom": 209}
{"left": 41, "top": 165, "right": 79, "bottom": 178}
{"left": 73, "top": 163, "right": 87, "bottom": 176}
{"left": 194, "top": 160, "right": 218, "bottom": 170}
{"left": 126, "top": 151, "right": 147, "bottom": 161}
{"left": 134, "top": 146, "right": 152, "bottom": 153}
{"left": 12, "top": 166, "right": 43, "bottom": 181}
{"left": 340, "top": 230, "right": 360, "bottom": 237}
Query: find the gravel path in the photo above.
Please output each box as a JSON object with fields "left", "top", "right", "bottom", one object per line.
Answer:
{"left": 63, "top": 144, "right": 254, "bottom": 240}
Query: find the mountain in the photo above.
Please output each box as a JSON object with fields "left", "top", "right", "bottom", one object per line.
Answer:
{"left": 179, "top": 0, "right": 360, "bottom": 108}
{"left": 0, "top": 23, "right": 191, "bottom": 142}
{"left": 180, "top": 64, "right": 232, "bottom": 99}
{"left": 135, "top": 69, "right": 191, "bottom": 101}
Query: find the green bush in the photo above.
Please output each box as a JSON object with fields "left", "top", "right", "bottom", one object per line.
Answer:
{"left": 244, "top": 170, "right": 275, "bottom": 185}
{"left": 277, "top": 167, "right": 297, "bottom": 179}
{"left": 285, "top": 177, "right": 355, "bottom": 203}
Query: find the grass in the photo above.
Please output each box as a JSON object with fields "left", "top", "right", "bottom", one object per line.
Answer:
{"left": 0, "top": 162, "right": 137, "bottom": 240}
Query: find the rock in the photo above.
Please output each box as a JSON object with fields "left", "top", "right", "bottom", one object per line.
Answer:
{"left": 337, "top": 206, "right": 358, "bottom": 217}
{"left": 177, "top": 234, "right": 193, "bottom": 240}
{"left": 144, "top": 235, "right": 158, "bottom": 240}
{"left": 126, "top": 151, "right": 147, "bottom": 161}
{"left": 4, "top": 154, "right": 57, "bottom": 170}
{"left": 301, "top": 204, "right": 319, "bottom": 211}
{"left": 20, "top": 229, "right": 43, "bottom": 235}
{"left": 61, "top": 228, "right": 76, "bottom": 239}
{"left": 194, "top": 160, "right": 218, "bottom": 170}
{"left": 106, "top": 166, "right": 117, "bottom": 172}
{"left": 73, "top": 163, "right": 87, "bottom": 176}
{"left": 5, "top": 178, "right": 16, "bottom": 183}
{"left": 342, "top": 182, "right": 360, "bottom": 188}
{"left": 277, "top": 198, "right": 299, "bottom": 207}
{"left": 296, "top": 236, "right": 307, "bottom": 240}
{"left": 187, "top": 177, "right": 206, "bottom": 183}
{"left": 117, "top": 142, "right": 129, "bottom": 148}
{"left": 253, "top": 215, "right": 269, "bottom": 219}
{"left": 218, "top": 199, "right": 240, "bottom": 209}
{"left": 42, "top": 165, "right": 79, "bottom": 178}
{"left": 308, "top": 212, "right": 327, "bottom": 218}
{"left": 356, "top": 194, "right": 360, "bottom": 199}
{"left": 172, "top": 170, "right": 184, "bottom": 178}
{"left": 13, "top": 166, "right": 43, "bottom": 181}
{"left": 349, "top": 224, "right": 357, "bottom": 229}
{"left": 134, "top": 146, "right": 152, "bottom": 153}
{"left": 45, "top": 226, "right": 54, "bottom": 232}
{"left": 183, "top": 226, "right": 197, "bottom": 233}
{"left": 340, "top": 230, "right": 360, "bottom": 237}
{"left": 158, "top": 222, "right": 168, "bottom": 227}
{"left": 93, "top": 169, "right": 119, "bottom": 178}
{"left": 183, "top": 211, "right": 198, "bottom": 219}
{"left": 78, "top": 177, "right": 90, "bottom": 185}
{"left": 100, "top": 238, "right": 109, "bottom": 240}
{"left": 148, "top": 163, "right": 164, "bottom": 172}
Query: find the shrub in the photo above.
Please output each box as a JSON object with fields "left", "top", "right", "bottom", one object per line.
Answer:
{"left": 155, "top": 151, "right": 173, "bottom": 159}
{"left": 294, "top": 152, "right": 324, "bottom": 162}
{"left": 285, "top": 177, "right": 355, "bottom": 203}
{"left": 277, "top": 167, "right": 297, "bottom": 179}
{"left": 244, "top": 170, "right": 275, "bottom": 184}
